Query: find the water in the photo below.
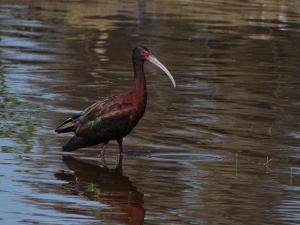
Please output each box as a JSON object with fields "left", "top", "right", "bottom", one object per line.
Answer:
{"left": 1, "top": 0, "right": 300, "bottom": 224}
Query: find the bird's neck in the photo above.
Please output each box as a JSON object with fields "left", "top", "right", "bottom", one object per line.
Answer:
{"left": 132, "top": 59, "right": 146, "bottom": 93}
{"left": 131, "top": 58, "right": 147, "bottom": 116}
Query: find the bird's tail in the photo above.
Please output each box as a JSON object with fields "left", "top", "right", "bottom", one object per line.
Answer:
{"left": 55, "top": 117, "right": 77, "bottom": 134}
{"left": 63, "top": 136, "right": 87, "bottom": 152}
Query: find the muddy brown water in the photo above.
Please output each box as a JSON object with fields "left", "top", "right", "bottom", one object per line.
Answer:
{"left": 1, "top": 1, "right": 300, "bottom": 225}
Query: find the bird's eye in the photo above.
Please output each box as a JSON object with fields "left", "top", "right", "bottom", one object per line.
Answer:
{"left": 141, "top": 46, "right": 150, "bottom": 53}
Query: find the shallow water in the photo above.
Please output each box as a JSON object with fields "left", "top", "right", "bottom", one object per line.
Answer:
{"left": 1, "top": 0, "right": 300, "bottom": 224}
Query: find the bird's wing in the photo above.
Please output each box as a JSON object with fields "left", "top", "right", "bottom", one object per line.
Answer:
{"left": 55, "top": 97, "right": 113, "bottom": 134}
{"left": 75, "top": 101, "right": 135, "bottom": 139}
{"left": 55, "top": 113, "right": 81, "bottom": 133}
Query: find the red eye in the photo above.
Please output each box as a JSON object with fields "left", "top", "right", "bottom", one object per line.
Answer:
{"left": 142, "top": 50, "right": 150, "bottom": 58}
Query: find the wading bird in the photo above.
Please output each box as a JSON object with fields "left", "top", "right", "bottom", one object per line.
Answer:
{"left": 55, "top": 46, "right": 176, "bottom": 158}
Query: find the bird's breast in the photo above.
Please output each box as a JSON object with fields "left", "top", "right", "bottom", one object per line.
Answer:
{"left": 133, "top": 93, "right": 147, "bottom": 118}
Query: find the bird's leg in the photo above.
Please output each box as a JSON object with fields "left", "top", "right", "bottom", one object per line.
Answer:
{"left": 74, "top": 176, "right": 80, "bottom": 193}
{"left": 117, "top": 139, "right": 123, "bottom": 155}
{"left": 115, "top": 153, "right": 123, "bottom": 173}
{"left": 98, "top": 142, "right": 108, "bottom": 159}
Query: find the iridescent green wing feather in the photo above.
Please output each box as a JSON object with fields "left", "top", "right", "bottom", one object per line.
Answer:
{"left": 55, "top": 97, "right": 113, "bottom": 134}
{"left": 75, "top": 101, "right": 134, "bottom": 139}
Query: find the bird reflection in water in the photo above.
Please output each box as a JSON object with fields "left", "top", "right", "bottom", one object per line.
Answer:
{"left": 55, "top": 155, "right": 145, "bottom": 225}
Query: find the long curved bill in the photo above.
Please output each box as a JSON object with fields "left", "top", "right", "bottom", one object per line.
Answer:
{"left": 148, "top": 55, "right": 176, "bottom": 88}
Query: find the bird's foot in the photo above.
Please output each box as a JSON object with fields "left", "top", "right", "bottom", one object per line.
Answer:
{"left": 97, "top": 144, "right": 107, "bottom": 160}
{"left": 97, "top": 150, "right": 105, "bottom": 159}
{"left": 97, "top": 151, "right": 107, "bottom": 166}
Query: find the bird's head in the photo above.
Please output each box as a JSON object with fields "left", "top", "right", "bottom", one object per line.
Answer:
{"left": 133, "top": 46, "right": 176, "bottom": 88}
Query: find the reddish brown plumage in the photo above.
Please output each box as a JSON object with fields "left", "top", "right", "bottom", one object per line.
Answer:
{"left": 55, "top": 46, "right": 175, "bottom": 156}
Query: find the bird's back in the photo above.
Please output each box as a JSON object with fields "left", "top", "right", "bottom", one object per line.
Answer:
{"left": 57, "top": 89, "right": 146, "bottom": 151}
